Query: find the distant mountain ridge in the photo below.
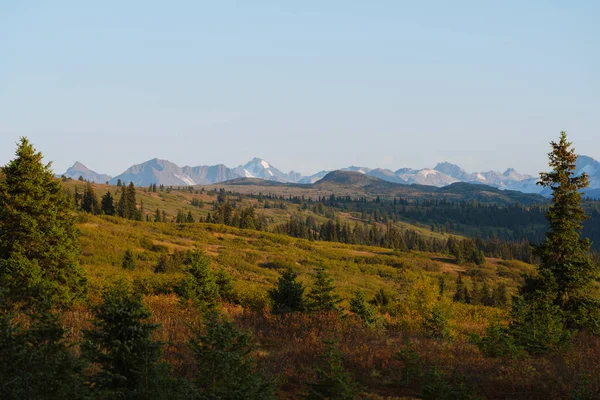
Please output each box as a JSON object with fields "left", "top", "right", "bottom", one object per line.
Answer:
{"left": 61, "top": 162, "right": 112, "bottom": 183}
{"left": 247, "top": 170, "right": 547, "bottom": 206}
{"left": 61, "top": 154, "right": 600, "bottom": 197}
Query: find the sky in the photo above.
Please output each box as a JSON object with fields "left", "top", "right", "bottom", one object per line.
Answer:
{"left": 1, "top": 1, "right": 599, "bottom": 177}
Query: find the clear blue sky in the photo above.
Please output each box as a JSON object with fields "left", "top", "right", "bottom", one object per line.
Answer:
{"left": 1, "top": 1, "right": 598, "bottom": 176}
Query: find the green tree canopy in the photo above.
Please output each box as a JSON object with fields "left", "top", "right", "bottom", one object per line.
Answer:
{"left": 83, "top": 281, "right": 190, "bottom": 399}
{"left": 504, "top": 132, "right": 599, "bottom": 354}
{"left": 268, "top": 269, "right": 305, "bottom": 314}
{"left": 177, "top": 250, "right": 220, "bottom": 309}
{"left": 101, "top": 190, "right": 116, "bottom": 216}
{"left": 0, "top": 308, "right": 89, "bottom": 399}
{"left": 307, "top": 267, "right": 342, "bottom": 313}
{"left": 190, "top": 310, "right": 274, "bottom": 400}
{"left": 117, "top": 182, "right": 139, "bottom": 220}
{"left": 122, "top": 249, "right": 136, "bottom": 270}
{"left": 0, "top": 137, "right": 86, "bottom": 308}
{"left": 533, "top": 131, "right": 598, "bottom": 322}
{"left": 305, "top": 341, "right": 360, "bottom": 400}
{"left": 82, "top": 182, "right": 100, "bottom": 214}
{"left": 349, "top": 290, "right": 377, "bottom": 326}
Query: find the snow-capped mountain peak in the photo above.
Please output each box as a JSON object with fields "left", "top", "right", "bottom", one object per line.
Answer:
{"left": 434, "top": 162, "right": 470, "bottom": 181}
{"left": 66, "top": 154, "right": 600, "bottom": 198}
{"left": 235, "top": 158, "right": 300, "bottom": 182}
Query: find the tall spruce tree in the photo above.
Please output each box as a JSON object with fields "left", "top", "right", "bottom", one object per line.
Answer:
{"left": 126, "top": 182, "right": 139, "bottom": 220}
{"left": 122, "top": 250, "right": 136, "bottom": 270}
{"left": 82, "top": 181, "right": 100, "bottom": 214}
{"left": 305, "top": 341, "right": 360, "bottom": 400}
{"left": 117, "top": 182, "right": 139, "bottom": 220}
{"left": 82, "top": 281, "right": 192, "bottom": 399}
{"left": 0, "top": 307, "right": 89, "bottom": 399}
{"left": 101, "top": 190, "right": 116, "bottom": 216}
{"left": 190, "top": 310, "right": 274, "bottom": 400}
{"left": 306, "top": 267, "right": 342, "bottom": 312}
{"left": 349, "top": 290, "right": 377, "bottom": 326}
{"left": 269, "top": 269, "right": 305, "bottom": 314}
{"left": 0, "top": 137, "right": 86, "bottom": 308}
{"left": 177, "top": 250, "right": 220, "bottom": 309}
{"left": 504, "top": 132, "right": 599, "bottom": 354}
{"left": 186, "top": 211, "right": 195, "bottom": 223}
{"left": 530, "top": 131, "right": 599, "bottom": 329}
{"left": 453, "top": 275, "right": 470, "bottom": 304}
{"left": 117, "top": 185, "right": 127, "bottom": 218}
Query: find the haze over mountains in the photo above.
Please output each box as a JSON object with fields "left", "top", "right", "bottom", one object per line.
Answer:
{"left": 61, "top": 155, "right": 600, "bottom": 197}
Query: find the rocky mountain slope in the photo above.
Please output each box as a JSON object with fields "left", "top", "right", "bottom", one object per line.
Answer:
{"left": 61, "top": 162, "right": 112, "bottom": 183}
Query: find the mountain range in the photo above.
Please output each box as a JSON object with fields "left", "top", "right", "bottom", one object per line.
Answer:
{"left": 60, "top": 155, "right": 600, "bottom": 197}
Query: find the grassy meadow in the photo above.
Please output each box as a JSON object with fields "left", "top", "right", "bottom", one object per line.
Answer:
{"left": 55, "top": 181, "right": 600, "bottom": 398}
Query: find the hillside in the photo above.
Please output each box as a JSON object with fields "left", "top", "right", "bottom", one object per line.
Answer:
{"left": 7, "top": 173, "right": 600, "bottom": 399}
{"left": 74, "top": 213, "right": 537, "bottom": 398}
{"left": 211, "top": 170, "right": 547, "bottom": 206}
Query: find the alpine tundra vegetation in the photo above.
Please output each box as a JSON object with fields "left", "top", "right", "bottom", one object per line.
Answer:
{"left": 1, "top": 133, "right": 600, "bottom": 399}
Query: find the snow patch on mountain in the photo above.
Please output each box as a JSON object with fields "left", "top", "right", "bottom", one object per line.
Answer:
{"left": 174, "top": 174, "right": 196, "bottom": 186}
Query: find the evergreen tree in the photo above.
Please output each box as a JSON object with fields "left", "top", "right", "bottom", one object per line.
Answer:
{"left": 0, "top": 307, "right": 88, "bottom": 399}
{"left": 154, "top": 208, "right": 161, "bottom": 222}
{"left": 215, "top": 268, "right": 236, "bottom": 302}
{"left": 530, "top": 131, "right": 599, "bottom": 330}
{"left": 481, "top": 281, "right": 494, "bottom": 307}
{"left": 83, "top": 281, "right": 191, "bottom": 399}
{"left": 509, "top": 272, "right": 572, "bottom": 354}
{"left": 349, "top": 290, "right": 377, "bottom": 326}
{"left": 190, "top": 310, "right": 274, "bottom": 400}
{"left": 82, "top": 182, "right": 100, "bottom": 214}
{"left": 471, "top": 249, "right": 486, "bottom": 266}
{"left": 154, "top": 254, "right": 168, "bottom": 274}
{"left": 0, "top": 137, "right": 86, "bottom": 308}
{"left": 307, "top": 267, "right": 342, "bottom": 312}
{"left": 453, "top": 275, "right": 470, "bottom": 304}
{"left": 471, "top": 281, "right": 483, "bottom": 305}
{"left": 269, "top": 269, "right": 305, "bottom": 314}
{"left": 122, "top": 250, "right": 136, "bottom": 270}
{"left": 421, "top": 366, "right": 478, "bottom": 400}
{"left": 101, "top": 191, "right": 116, "bottom": 216}
{"left": 305, "top": 341, "right": 360, "bottom": 400}
{"left": 177, "top": 250, "right": 219, "bottom": 309}
{"left": 186, "top": 211, "right": 195, "bottom": 223}
{"left": 117, "top": 182, "right": 138, "bottom": 220}
{"left": 493, "top": 282, "right": 509, "bottom": 308}
{"left": 422, "top": 306, "right": 453, "bottom": 340}
{"left": 117, "top": 185, "right": 127, "bottom": 218}
{"left": 126, "top": 182, "right": 139, "bottom": 220}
